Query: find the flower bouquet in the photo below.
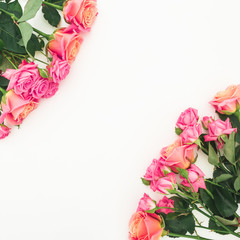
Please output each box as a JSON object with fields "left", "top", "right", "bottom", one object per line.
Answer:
{"left": 129, "top": 85, "right": 240, "bottom": 240}
{"left": 0, "top": 0, "right": 98, "bottom": 139}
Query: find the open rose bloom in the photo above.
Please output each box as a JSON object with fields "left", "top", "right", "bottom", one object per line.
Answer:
{"left": 129, "top": 211, "right": 163, "bottom": 240}
{"left": 63, "top": 0, "right": 98, "bottom": 32}
{"left": 209, "top": 85, "right": 240, "bottom": 114}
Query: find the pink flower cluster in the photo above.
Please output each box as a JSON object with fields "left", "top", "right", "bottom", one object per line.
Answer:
{"left": 0, "top": 0, "right": 98, "bottom": 139}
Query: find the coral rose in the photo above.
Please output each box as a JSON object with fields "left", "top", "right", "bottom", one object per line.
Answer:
{"left": 176, "top": 108, "right": 199, "bottom": 130}
{"left": 209, "top": 85, "right": 240, "bottom": 114}
{"left": 0, "top": 90, "right": 38, "bottom": 126}
{"left": 137, "top": 194, "right": 156, "bottom": 212}
{"left": 180, "top": 164, "right": 206, "bottom": 193}
{"left": 129, "top": 211, "right": 163, "bottom": 240}
{"left": 48, "top": 26, "right": 83, "bottom": 64}
{"left": 63, "top": 0, "right": 98, "bottom": 32}
{"left": 160, "top": 138, "right": 197, "bottom": 170}
{"left": 156, "top": 196, "right": 174, "bottom": 215}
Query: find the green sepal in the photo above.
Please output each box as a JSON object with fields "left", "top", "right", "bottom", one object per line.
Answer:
{"left": 141, "top": 178, "right": 151, "bottom": 186}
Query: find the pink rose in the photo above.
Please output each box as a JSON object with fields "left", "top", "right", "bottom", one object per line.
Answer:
{"left": 204, "top": 118, "right": 237, "bottom": 149}
{"left": 0, "top": 125, "right": 10, "bottom": 139}
{"left": 0, "top": 90, "right": 38, "bottom": 126}
{"left": 47, "top": 54, "right": 70, "bottom": 83}
{"left": 30, "top": 78, "right": 49, "bottom": 99}
{"left": 129, "top": 211, "right": 163, "bottom": 240}
{"left": 176, "top": 108, "right": 199, "bottom": 130}
{"left": 209, "top": 85, "right": 240, "bottom": 114}
{"left": 150, "top": 172, "right": 176, "bottom": 194}
{"left": 143, "top": 159, "right": 171, "bottom": 181}
{"left": 137, "top": 194, "right": 156, "bottom": 212}
{"left": 202, "top": 116, "right": 214, "bottom": 130}
{"left": 63, "top": 0, "right": 98, "bottom": 32}
{"left": 42, "top": 82, "right": 59, "bottom": 99}
{"left": 48, "top": 26, "right": 83, "bottom": 64}
{"left": 180, "top": 124, "right": 202, "bottom": 144}
{"left": 180, "top": 164, "right": 206, "bottom": 193}
{"left": 3, "top": 60, "right": 40, "bottom": 99}
{"left": 156, "top": 196, "right": 174, "bottom": 215}
{"left": 160, "top": 138, "right": 197, "bottom": 170}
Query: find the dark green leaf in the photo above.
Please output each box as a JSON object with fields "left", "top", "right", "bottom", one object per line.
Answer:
{"left": 171, "top": 196, "right": 189, "bottom": 210}
{"left": 223, "top": 132, "right": 236, "bottom": 164}
{"left": 44, "top": 0, "right": 64, "bottom": 6}
{"left": 213, "top": 186, "right": 238, "bottom": 217}
{"left": 18, "top": 0, "right": 42, "bottom": 22}
{"left": 0, "top": 13, "right": 26, "bottom": 54}
{"left": 209, "top": 219, "right": 237, "bottom": 235}
{"left": 0, "top": 38, "right": 4, "bottom": 51}
{"left": 165, "top": 214, "right": 195, "bottom": 235}
{"left": 0, "top": 53, "right": 15, "bottom": 72}
{"left": 215, "top": 174, "right": 233, "bottom": 183}
{"left": 42, "top": 4, "right": 60, "bottom": 27}
{"left": 235, "top": 145, "right": 240, "bottom": 162}
{"left": 8, "top": 0, "right": 22, "bottom": 18}
{"left": 141, "top": 178, "right": 150, "bottom": 186}
{"left": 208, "top": 143, "right": 219, "bottom": 165}
{"left": 0, "top": 75, "right": 9, "bottom": 87}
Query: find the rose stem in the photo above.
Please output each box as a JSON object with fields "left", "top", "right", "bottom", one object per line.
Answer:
{"left": 42, "top": 1, "right": 64, "bottom": 11}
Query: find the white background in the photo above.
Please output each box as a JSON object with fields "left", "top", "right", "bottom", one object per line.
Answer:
{"left": 1, "top": 0, "right": 240, "bottom": 239}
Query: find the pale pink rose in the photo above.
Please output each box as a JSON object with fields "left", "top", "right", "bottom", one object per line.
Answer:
{"left": 180, "top": 164, "right": 206, "bottom": 193}
{"left": 143, "top": 159, "right": 171, "bottom": 181}
{"left": 47, "top": 54, "right": 70, "bottom": 83}
{"left": 129, "top": 211, "right": 163, "bottom": 240}
{"left": 3, "top": 60, "right": 40, "bottom": 99}
{"left": 42, "top": 82, "right": 59, "bottom": 98}
{"left": 31, "top": 78, "right": 49, "bottom": 99}
{"left": 176, "top": 108, "right": 199, "bottom": 130}
{"left": 156, "top": 196, "right": 174, "bottom": 215}
{"left": 204, "top": 118, "right": 237, "bottom": 149}
{"left": 48, "top": 26, "right": 83, "bottom": 64}
{"left": 137, "top": 194, "right": 156, "bottom": 212}
{"left": 180, "top": 124, "right": 202, "bottom": 144}
{"left": 160, "top": 138, "right": 197, "bottom": 170}
{"left": 150, "top": 172, "right": 176, "bottom": 194}
{"left": 0, "top": 90, "right": 38, "bottom": 126}
{"left": 0, "top": 125, "right": 10, "bottom": 139}
{"left": 202, "top": 116, "right": 214, "bottom": 130}
{"left": 209, "top": 85, "right": 240, "bottom": 114}
{"left": 63, "top": 0, "right": 98, "bottom": 32}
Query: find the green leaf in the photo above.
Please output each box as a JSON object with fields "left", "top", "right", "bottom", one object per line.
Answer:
{"left": 209, "top": 219, "right": 237, "bottom": 235}
{"left": 164, "top": 214, "right": 195, "bottom": 235}
{"left": 234, "top": 175, "right": 240, "bottom": 192}
{"left": 18, "top": 22, "right": 33, "bottom": 55}
{"left": 0, "top": 53, "right": 15, "bottom": 72}
{"left": 0, "top": 75, "right": 9, "bottom": 87}
{"left": 171, "top": 196, "right": 189, "bottom": 210}
{"left": 8, "top": 0, "right": 22, "bottom": 18}
{"left": 18, "top": 0, "right": 43, "bottom": 22}
{"left": 177, "top": 168, "right": 189, "bottom": 179}
{"left": 44, "top": 0, "right": 64, "bottom": 6}
{"left": 214, "top": 215, "right": 238, "bottom": 226}
{"left": 215, "top": 174, "right": 233, "bottom": 183}
{"left": 42, "top": 4, "right": 60, "bottom": 27}
{"left": 208, "top": 143, "right": 219, "bottom": 165}
{"left": 0, "top": 13, "right": 26, "bottom": 54}
{"left": 199, "top": 180, "right": 221, "bottom": 215}
{"left": 141, "top": 178, "right": 150, "bottom": 186}
{"left": 175, "top": 127, "right": 183, "bottom": 136}
{"left": 213, "top": 186, "right": 238, "bottom": 217}
{"left": 235, "top": 145, "right": 240, "bottom": 162}
{"left": 223, "top": 132, "right": 236, "bottom": 164}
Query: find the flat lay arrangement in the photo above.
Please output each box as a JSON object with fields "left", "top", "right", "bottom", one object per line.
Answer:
{"left": 0, "top": 0, "right": 98, "bottom": 139}
{"left": 129, "top": 85, "right": 240, "bottom": 239}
